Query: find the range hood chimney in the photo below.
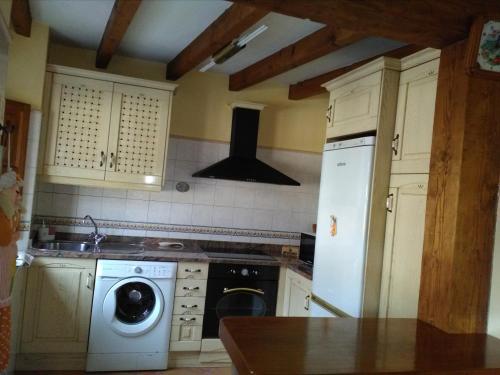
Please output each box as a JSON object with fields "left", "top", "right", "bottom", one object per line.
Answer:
{"left": 192, "top": 102, "right": 300, "bottom": 186}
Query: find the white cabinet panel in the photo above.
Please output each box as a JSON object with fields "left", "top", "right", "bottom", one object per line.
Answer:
{"left": 282, "top": 268, "right": 311, "bottom": 317}
{"left": 379, "top": 174, "right": 428, "bottom": 318}
{"left": 391, "top": 59, "right": 439, "bottom": 173}
{"left": 20, "top": 258, "right": 96, "bottom": 353}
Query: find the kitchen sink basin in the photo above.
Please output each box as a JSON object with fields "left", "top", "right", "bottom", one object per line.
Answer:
{"left": 36, "top": 241, "right": 145, "bottom": 254}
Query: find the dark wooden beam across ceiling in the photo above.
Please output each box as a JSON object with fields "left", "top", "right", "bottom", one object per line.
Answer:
{"left": 230, "top": 0, "right": 500, "bottom": 48}
{"left": 95, "top": 0, "right": 142, "bottom": 69}
{"left": 288, "top": 44, "right": 423, "bottom": 100}
{"left": 229, "top": 26, "right": 361, "bottom": 91}
{"left": 166, "top": 4, "right": 269, "bottom": 81}
{"left": 11, "top": 0, "right": 31, "bottom": 37}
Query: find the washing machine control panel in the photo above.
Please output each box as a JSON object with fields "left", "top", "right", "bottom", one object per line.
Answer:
{"left": 97, "top": 260, "right": 177, "bottom": 278}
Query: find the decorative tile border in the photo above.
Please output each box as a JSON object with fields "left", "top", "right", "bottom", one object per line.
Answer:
{"left": 33, "top": 215, "right": 301, "bottom": 241}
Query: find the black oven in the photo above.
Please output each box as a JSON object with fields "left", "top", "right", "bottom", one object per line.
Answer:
{"left": 202, "top": 263, "right": 279, "bottom": 338}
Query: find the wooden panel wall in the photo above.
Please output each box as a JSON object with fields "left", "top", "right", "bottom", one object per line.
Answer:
{"left": 418, "top": 40, "right": 500, "bottom": 333}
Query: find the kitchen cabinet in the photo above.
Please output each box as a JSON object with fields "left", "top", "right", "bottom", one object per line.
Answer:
{"left": 40, "top": 65, "right": 176, "bottom": 191}
{"left": 379, "top": 174, "right": 428, "bottom": 318}
{"left": 170, "top": 262, "right": 208, "bottom": 352}
{"left": 282, "top": 268, "right": 311, "bottom": 317}
{"left": 17, "top": 257, "right": 96, "bottom": 370}
{"left": 391, "top": 50, "right": 440, "bottom": 174}
{"left": 323, "top": 58, "right": 400, "bottom": 139}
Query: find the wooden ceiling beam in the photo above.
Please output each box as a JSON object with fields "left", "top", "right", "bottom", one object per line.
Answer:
{"left": 166, "top": 4, "right": 269, "bottom": 81}
{"left": 11, "top": 0, "right": 31, "bottom": 37}
{"left": 229, "top": 26, "right": 362, "bottom": 91}
{"left": 95, "top": 0, "right": 142, "bottom": 69}
{"left": 230, "top": 0, "right": 500, "bottom": 48}
{"left": 288, "top": 44, "right": 424, "bottom": 100}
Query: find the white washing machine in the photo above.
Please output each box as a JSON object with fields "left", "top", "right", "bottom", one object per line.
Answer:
{"left": 86, "top": 259, "right": 177, "bottom": 372}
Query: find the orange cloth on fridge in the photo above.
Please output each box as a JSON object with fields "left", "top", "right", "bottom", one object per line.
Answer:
{"left": 0, "top": 305, "right": 11, "bottom": 371}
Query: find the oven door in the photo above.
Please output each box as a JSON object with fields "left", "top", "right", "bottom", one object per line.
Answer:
{"left": 202, "top": 279, "right": 277, "bottom": 338}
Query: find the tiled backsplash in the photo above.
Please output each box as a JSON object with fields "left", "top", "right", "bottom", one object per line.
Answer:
{"left": 33, "top": 137, "right": 321, "bottom": 244}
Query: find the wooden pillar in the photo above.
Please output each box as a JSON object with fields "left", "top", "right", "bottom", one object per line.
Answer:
{"left": 418, "top": 40, "right": 500, "bottom": 333}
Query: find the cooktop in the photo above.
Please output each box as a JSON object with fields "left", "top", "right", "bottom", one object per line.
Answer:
{"left": 203, "top": 247, "right": 275, "bottom": 261}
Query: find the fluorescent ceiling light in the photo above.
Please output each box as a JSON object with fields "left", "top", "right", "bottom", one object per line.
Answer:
{"left": 237, "top": 24, "right": 268, "bottom": 47}
{"left": 199, "top": 59, "right": 216, "bottom": 72}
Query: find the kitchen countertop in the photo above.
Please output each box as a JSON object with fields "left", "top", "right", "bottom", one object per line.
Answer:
{"left": 220, "top": 317, "right": 500, "bottom": 375}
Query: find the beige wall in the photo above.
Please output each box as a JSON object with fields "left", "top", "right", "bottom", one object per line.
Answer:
{"left": 48, "top": 43, "right": 328, "bottom": 153}
{"left": 6, "top": 21, "right": 49, "bottom": 109}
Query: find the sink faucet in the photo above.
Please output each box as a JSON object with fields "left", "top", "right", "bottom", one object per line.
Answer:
{"left": 83, "top": 215, "right": 106, "bottom": 247}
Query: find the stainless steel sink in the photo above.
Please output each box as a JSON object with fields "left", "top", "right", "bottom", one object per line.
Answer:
{"left": 36, "top": 241, "right": 145, "bottom": 254}
{"left": 37, "top": 241, "right": 94, "bottom": 252}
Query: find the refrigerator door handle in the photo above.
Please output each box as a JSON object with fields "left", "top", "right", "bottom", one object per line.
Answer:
{"left": 386, "top": 193, "right": 394, "bottom": 212}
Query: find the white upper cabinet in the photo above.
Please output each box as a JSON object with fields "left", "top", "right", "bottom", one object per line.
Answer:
{"left": 391, "top": 50, "right": 440, "bottom": 174}
{"left": 323, "top": 57, "right": 401, "bottom": 139}
{"left": 40, "top": 65, "right": 176, "bottom": 191}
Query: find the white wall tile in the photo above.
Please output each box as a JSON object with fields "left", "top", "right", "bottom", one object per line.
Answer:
{"left": 233, "top": 186, "right": 255, "bottom": 208}
{"left": 79, "top": 186, "right": 103, "bottom": 197}
{"left": 37, "top": 182, "right": 54, "bottom": 193}
{"left": 176, "top": 139, "right": 200, "bottom": 161}
{"left": 36, "top": 192, "right": 53, "bottom": 215}
{"left": 102, "top": 188, "right": 127, "bottom": 198}
{"left": 193, "top": 183, "right": 215, "bottom": 205}
{"left": 254, "top": 188, "right": 276, "bottom": 210}
{"left": 150, "top": 181, "right": 173, "bottom": 202}
{"left": 125, "top": 199, "right": 149, "bottom": 222}
{"left": 213, "top": 206, "right": 233, "bottom": 227}
{"left": 252, "top": 209, "right": 273, "bottom": 230}
{"left": 191, "top": 204, "right": 213, "bottom": 226}
{"left": 197, "top": 141, "right": 220, "bottom": 166}
{"left": 77, "top": 195, "right": 102, "bottom": 218}
{"left": 147, "top": 201, "right": 171, "bottom": 223}
{"left": 53, "top": 193, "right": 78, "bottom": 217}
{"left": 101, "top": 198, "right": 127, "bottom": 220}
{"left": 167, "top": 137, "right": 178, "bottom": 160}
{"left": 174, "top": 160, "right": 198, "bottom": 182}
{"left": 53, "top": 184, "right": 78, "bottom": 194}
{"left": 272, "top": 210, "right": 292, "bottom": 231}
{"left": 171, "top": 182, "right": 194, "bottom": 203}
{"left": 170, "top": 203, "right": 193, "bottom": 225}
{"left": 214, "top": 185, "right": 235, "bottom": 206}
{"left": 233, "top": 208, "right": 253, "bottom": 229}
{"left": 127, "top": 189, "right": 150, "bottom": 200}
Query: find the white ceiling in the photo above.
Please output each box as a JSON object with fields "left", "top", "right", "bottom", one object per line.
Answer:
{"left": 30, "top": 0, "right": 405, "bottom": 86}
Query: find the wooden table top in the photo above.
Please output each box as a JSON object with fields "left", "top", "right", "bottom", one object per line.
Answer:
{"left": 219, "top": 317, "right": 500, "bottom": 375}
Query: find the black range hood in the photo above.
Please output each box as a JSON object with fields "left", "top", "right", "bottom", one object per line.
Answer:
{"left": 193, "top": 104, "right": 300, "bottom": 186}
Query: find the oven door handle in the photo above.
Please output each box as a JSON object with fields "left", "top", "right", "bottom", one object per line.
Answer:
{"left": 223, "top": 287, "right": 264, "bottom": 295}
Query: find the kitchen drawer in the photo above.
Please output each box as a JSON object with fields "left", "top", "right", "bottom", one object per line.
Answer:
{"left": 177, "top": 262, "right": 208, "bottom": 279}
{"left": 173, "top": 297, "right": 205, "bottom": 315}
{"left": 170, "top": 340, "right": 202, "bottom": 352}
{"left": 175, "top": 279, "right": 207, "bottom": 297}
{"left": 171, "top": 314, "right": 204, "bottom": 326}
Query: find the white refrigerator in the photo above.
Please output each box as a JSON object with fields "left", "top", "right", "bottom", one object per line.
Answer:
{"left": 311, "top": 136, "right": 375, "bottom": 318}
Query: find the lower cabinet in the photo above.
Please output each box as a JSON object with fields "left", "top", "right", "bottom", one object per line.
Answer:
{"left": 17, "top": 257, "right": 96, "bottom": 370}
{"left": 379, "top": 174, "right": 428, "bottom": 318}
{"left": 281, "top": 268, "right": 312, "bottom": 317}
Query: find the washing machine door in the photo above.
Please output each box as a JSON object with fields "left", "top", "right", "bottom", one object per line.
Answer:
{"left": 102, "top": 277, "right": 164, "bottom": 337}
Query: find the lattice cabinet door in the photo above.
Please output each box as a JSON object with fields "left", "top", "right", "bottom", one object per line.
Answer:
{"left": 105, "top": 83, "right": 171, "bottom": 187}
{"left": 43, "top": 74, "right": 113, "bottom": 180}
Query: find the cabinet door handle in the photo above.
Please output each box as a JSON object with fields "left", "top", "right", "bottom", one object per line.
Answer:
{"left": 86, "top": 273, "right": 94, "bottom": 290}
{"left": 183, "top": 286, "right": 200, "bottom": 291}
{"left": 386, "top": 193, "right": 394, "bottom": 213}
{"left": 181, "top": 304, "right": 198, "bottom": 309}
{"left": 305, "top": 295, "right": 310, "bottom": 311}
{"left": 100, "top": 151, "right": 106, "bottom": 167}
{"left": 391, "top": 134, "right": 400, "bottom": 156}
{"left": 109, "top": 152, "right": 115, "bottom": 168}
{"left": 326, "top": 105, "right": 333, "bottom": 123}
{"left": 180, "top": 317, "right": 197, "bottom": 322}
{"left": 184, "top": 268, "right": 202, "bottom": 273}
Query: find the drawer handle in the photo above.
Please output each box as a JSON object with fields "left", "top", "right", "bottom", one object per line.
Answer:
{"left": 305, "top": 295, "right": 310, "bottom": 311}
{"left": 386, "top": 193, "right": 394, "bottom": 213}
{"left": 180, "top": 317, "right": 197, "bottom": 322}
{"left": 181, "top": 304, "right": 199, "bottom": 309}
{"left": 100, "top": 151, "right": 106, "bottom": 167}
{"left": 185, "top": 268, "right": 202, "bottom": 273}
{"left": 223, "top": 287, "right": 264, "bottom": 295}
{"left": 109, "top": 152, "right": 116, "bottom": 168}
{"left": 183, "top": 286, "right": 200, "bottom": 291}
{"left": 86, "top": 273, "right": 93, "bottom": 290}
{"left": 391, "top": 134, "right": 399, "bottom": 156}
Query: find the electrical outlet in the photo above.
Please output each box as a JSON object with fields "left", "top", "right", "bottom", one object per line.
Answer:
{"left": 281, "top": 246, "right": 299, "bottom": 257}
